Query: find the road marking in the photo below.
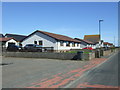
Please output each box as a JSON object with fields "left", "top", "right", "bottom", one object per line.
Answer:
{"left": 64, "top": 51, "right": 118, "bottom": 88}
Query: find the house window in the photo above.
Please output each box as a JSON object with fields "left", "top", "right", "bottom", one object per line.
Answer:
{"left": 60, "top": 41, "right": 64, "bottom": 46}
{"left": 34, "top": 41, "right": 37, "bottom": 44}
{"left": 66, "top": 41, "right": 70, "bottom": 47}
{"left": 76, "top": 43, "right": 79, "bottom": 47}
{"left": 39, "top": 41, "right": 43, "bottom": 45}
{"left": 72, "top": 42, "right": 75, "bottom": 47}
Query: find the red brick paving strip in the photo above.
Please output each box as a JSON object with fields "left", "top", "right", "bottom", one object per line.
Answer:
{"left": 26, "top": 58, "right": 107, "bottom": 88}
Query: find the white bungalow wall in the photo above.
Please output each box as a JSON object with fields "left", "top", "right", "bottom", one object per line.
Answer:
{"left": 80, "top": 42, "right": 88, "bottom": 49}
{"left": 21, "top": 32, "right": 58, "bottom": 50}
{"left": 22, "top": 32, "right": 81, "bottom": 51}
{"left": 5, "top": 39, "right": 18, "bottom": 47}
{"left": 57, "top": 42, "right": 81, "bottom": 51}
{"left": 93, "top": 41, "right": 103, "bottom": 49}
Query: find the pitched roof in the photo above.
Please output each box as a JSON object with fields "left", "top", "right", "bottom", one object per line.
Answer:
{"left": 5, "top": 33, "right": 27, "bottom": 42}
{"left": 108, "top": 43, "right": 113, "bottom": 45}
{"left": 84, "top": 35, "right": 100, "bottom": 43}
{"left": 103, "top": 42, "right": 109, "bottom": 45}
{"left": 103, "top": 42, "right": 113, "bottom": 45}
{"left": 74, "top": 38, "right": 93, "bottom": 44}
{"left": 0, "top": 37, "right": 15, "bottom": 42}
{"left": 0, "top": 34, "right": 4, "bottom": 38}
{"left": 22, "top": 30, "right": 81, "bottom": 43}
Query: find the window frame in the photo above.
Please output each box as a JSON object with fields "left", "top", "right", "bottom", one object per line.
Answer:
{"left": 66, "top": 41, "right": 71, "bottom": 47}
{"left": 34, "top": 41, "right": 37, "bottom": 44}
{"left": 60, "top": 41, "right": 64, "bottom": 46}
{"left": 72, "top": 42, "right": 75, "bottom": 47}
{"left": 39, "top": 40, "right": 43, "bottom": 45}
{"left": 76, "top": 43, "right": 79, "bottom": 47}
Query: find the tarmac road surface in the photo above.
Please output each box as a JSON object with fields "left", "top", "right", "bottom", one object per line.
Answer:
{"left": 64, "top": 51, "right": 119, "bottom": 88}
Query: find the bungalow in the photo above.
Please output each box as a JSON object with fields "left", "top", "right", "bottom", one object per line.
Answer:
{"left": 5, "top": 33, "right": 27, "bottom": 46}
{"left": 108, "top": 43, "right": 114, "bottom": 47}
{"left": 0, "top": 37, "right": 18, "bottom": 48}
{"left": 103, "top": 42, "right": 114, "bottom": 48}
{"left": 21, "top": 30, "right": 81, "bottom": 52}
{"left": 74, "top": 38, "right": 94, "bottom": 49}
{"left": 84, "top": 35, "right": 103, "bottom": 49}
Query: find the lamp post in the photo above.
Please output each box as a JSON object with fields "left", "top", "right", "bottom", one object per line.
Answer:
{"left": 114, "top": 36, "right": 115, "bottom": 46}
{"left": 99, "top": 20, "right": 104, "bottom": 41}
{"left": 99, "top": 20, "right": 104, "bottom": 49}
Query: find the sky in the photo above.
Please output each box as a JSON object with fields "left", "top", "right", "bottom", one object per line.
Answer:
{"left": 2, "top": 2, "right": 118, "bottom": 45}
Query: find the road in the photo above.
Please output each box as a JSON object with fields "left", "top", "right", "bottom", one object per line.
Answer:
{"left": 65, "top": 51, "right": 119, "bottom": 88}
{"left": 2, "top": 51, "right": 119, "bottom": 88}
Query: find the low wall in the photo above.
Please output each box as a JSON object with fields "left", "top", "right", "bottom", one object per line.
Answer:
{"left": 83, "top": 53, "right": 95, "bottom": 60}
{"left": 2, "top": 52, "right": 77, "bottom": 60}
{"left": 103, "top": 50, "right": 112, "bottom": 56}
{"left": 2, "top": 52, "right": 94, "bottom": 60}
{"left": 2, "top": 48, "right": 118, "bottom": 60}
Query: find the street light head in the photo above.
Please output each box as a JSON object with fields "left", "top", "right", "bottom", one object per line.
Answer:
{"left": 99, "top": 20, "right": 104, "bottom": 22}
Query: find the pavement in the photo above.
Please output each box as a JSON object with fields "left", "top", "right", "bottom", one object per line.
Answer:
{"left": 1, "top": 50, "right": 119, "bottom": 89}
{"left": 65, "top": 51, "right": 119, "bottom": 88}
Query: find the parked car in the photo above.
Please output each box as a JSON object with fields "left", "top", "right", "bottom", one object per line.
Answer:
{"left": 24, "top": 44, "right": 42, "bottom": 52}
{"left": 82, "top": 47, "right": 93, "bottom": 50}
{"left": 6, "top": 45, "right": 22, "bottom": 51}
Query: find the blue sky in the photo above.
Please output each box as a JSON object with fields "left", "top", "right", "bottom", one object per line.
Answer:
{"left": 2, "top": 2, "right": 118, "bottom": 45}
